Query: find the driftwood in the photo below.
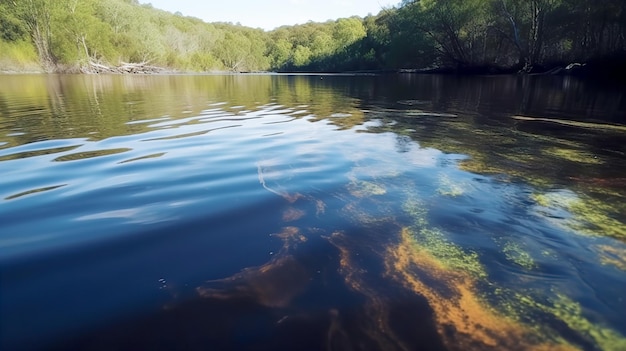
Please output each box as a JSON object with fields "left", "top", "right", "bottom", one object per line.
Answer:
{"left": 81, "top": 61, "right": 165, "bottom": 74}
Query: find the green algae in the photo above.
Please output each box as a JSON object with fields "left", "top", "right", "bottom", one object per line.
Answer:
{"left": 515, "top": 293, "right": 626, "bottom": 351}
{"left": 334, "top": 126, "right": 626, "bottom": 351}
{"left": 347, "top": 179, "right": 387, "bottom": 198}
{"left": 459, "top": 155, "right": 555, "bottom": 187}
{"left": 511, "top": 128, "right": 589, "bottom": 150}
{"left": 593, "top": 244, "right": 626, "bottom": 271}
{"left": 402, "top": 195, "right": 486, "bottom": 279}
{"left": 436, "top": 173, "right": 466, "bottom": 197}
{"left": 543, "top": 147, "right": 604, "bottom": 165}
{"left": 513, "top": 115, "right": 626, "bottom": 133}
{"left": 416, "top": 227, "right": 486, "bottom": 279}
{"left": 551, "top": 295, "right": 626, "bottom": 351}
{"left": 401, "top": 187, "right": 625, "bottom": 350}
{"left": 502, "top": 241, "right": 537, "bottom": 270}
{"left": 402, "top": 196, "right": 429, "bottom": 227}
{"left": 531, "top": 191, "right": 578, "bottom": 208}
{"left": 487, "top": 288, "right": 626, "bottom": 351}
{"left": 388, "top": 228, "right": 574, "bottom": 350}
{"left": 496, "top": 150, "right": 543, "bottom": 164}
{"left": 568, "top": 197, "right": 626, "bottom": 239}
{"left": 532, "top": 191, "right": 626, "bottom": 240}
{"left": 399, "top": 192, "right": 584, "bottom": 350}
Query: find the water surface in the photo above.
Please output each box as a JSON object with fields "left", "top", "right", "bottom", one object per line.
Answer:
{"left": 1, "top": 74, "right": 625, "bottom": 351}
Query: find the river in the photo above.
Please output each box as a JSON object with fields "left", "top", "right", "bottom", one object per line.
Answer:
{"left": 0, "top": 73, "right": 625, "bottom": 351}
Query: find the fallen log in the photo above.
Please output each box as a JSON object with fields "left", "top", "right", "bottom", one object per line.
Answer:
{"left": 83, "top": 60, "right": 165, "bottom": 74}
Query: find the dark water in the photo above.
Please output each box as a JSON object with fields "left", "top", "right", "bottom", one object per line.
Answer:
{"left": 0, "top": 74, "right": 625, "bottom": 351}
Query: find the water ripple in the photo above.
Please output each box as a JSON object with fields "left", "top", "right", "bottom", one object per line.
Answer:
{"left": 143, "top": 126, "right": 240, "bottom": 141}
{"left": 53, "top": 148, "right": 132, "bottom": 162}
{"left": 125, "top": 117, "right": 171, "bottom": 125}
{"left": 1, "top": 74, "right": 624, "bottom": 351}
{"left": 5, "top": 184, "right": 67, "bottom": 200}
{"left": 118, "top": 153, "right": 166, "bottom": 164}
{"left": 0, "top": 138, "right": 86, "bottom": 159}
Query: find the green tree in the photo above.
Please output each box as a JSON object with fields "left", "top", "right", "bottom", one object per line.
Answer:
{"left": 292, "top": 45, "right": 312, "bottom": 67}
{"left": 268, "top": 38, "right": 293, "bottom": 69}
{"left": 333, "top": 17, "right": 367, "bottom": 49}
{"left": 412, "top": 0, "right": 491, "bottom": 66}
{"left": 0, "top": 1, "right": 28, "bottom": 41}
{"left": 52, "top": 0, "right": 117, "bottom": 65}
{"left": 1, "top": 0, "right": 623, "bottom": 73}
{"left": 213, "top": 29, "right": 269, "bottom": 71}
{"left": 15, "top": 0, "right": 58, "bottom": 71}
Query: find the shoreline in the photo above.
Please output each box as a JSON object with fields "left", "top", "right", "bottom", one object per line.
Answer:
{"left": 2, "top": 62, "right": 624, "bottom": 83}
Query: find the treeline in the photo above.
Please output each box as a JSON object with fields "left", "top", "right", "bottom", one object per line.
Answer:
{"left": 1, "top": 0, "right": 624, "bottom": 73}
{"left": 389, "top": 0, "right": 626, "bottom": 73}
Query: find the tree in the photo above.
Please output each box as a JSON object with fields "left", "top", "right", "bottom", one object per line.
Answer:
{"left": 292, "top": 45, "right": 312, "bottom": 67}
{"left": 333, "top": 17, "right": 367, "bottom": 49}
{"left": 212, "top": 29, "right": 269, "bottom": 71}
{"left": 1, "top": 0, "right": 623, "bottom": 73}
{"left": 0, "top": 1, "right": 28, "bottom": 41}
{"left": 413, "top": 0, "right": 491, "bottom": 67}
{"left": 268, "top": 38, "right": 292, "bottom": 69}
{"left": 53, "top": 0, "right": 117, "bottom": 65}
{"left": 16, "top": 0, "right": 57, "bottom": 71}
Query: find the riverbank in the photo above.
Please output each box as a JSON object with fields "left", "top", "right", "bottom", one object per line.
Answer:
{"left": 2, "top": 52, "right": 625, "bottom": 84}
{"left": 396, "top": 52, "right": 626, "bottom": 82}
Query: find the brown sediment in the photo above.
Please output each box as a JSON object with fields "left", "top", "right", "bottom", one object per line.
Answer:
{"left": 197, "top": 254, "right": 309, "bottom": 308}
{"left": 328, "top": 231, "right": 415, "bottom": 351}
{"left": 384, "top": 227, "right": 577, "bottom": 351}
{"left": 197, "top": 226, "right": 310, "bottom": 308}
{"left": 271, "top": 226, "right": 308, "bottom": 251}
{"left": 283, "top": 207, "right": 306, "bottom": 221}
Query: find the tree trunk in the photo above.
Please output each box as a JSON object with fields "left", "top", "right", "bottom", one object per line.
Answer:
{"left": 500, "top": 0, "right": 527, "bottom": 68}
{"left": 24, "top": 0, "right": 56, "bottom": 72}
{"left": 528, "top": 0, "right": 546, "bottom": 68}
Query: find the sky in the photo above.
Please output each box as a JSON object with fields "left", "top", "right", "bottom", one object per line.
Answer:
{"left": 142, "top": 0, "right": 397, "bottom": 31}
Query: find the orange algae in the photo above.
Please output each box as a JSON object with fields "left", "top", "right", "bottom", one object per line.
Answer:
{"left": 384, "top": 227, "right": 577, "bottom": 351}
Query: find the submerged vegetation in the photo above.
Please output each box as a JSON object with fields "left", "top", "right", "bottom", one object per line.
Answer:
{"left": 396, "top": 180, "right": 626, "bottom": 350}
{"left": 1, "top": 0, "right": 624, "bottom": 73}
{"left": 501, "top": 240, "right": 537, "bottom": 270}
{"left": 183, "top": 153, "right": 626, "bottom": 350}
{"left": 402, "top": 194, "right": 486, "bottom": 279}
{"left": 532, "top": 191, "right": 626, "bottom": 240}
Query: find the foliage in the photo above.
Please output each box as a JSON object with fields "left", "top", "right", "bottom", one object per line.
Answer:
{"left": 0, "top": 39, "right": 39, "bottom": 71}
{"left": 0, "top": 0, "right": 623, "bottom": 73}
{"left": 0, "top": 1, "right": 28, "bottom": 41}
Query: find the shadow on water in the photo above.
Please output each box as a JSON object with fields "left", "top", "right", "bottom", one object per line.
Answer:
{"left": 1, "top": 74, "right": 625, "bottom": 351}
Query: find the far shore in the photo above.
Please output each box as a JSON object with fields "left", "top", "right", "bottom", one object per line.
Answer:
{"left": 2, "top": 59, "right": 625, "bottom": 83}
